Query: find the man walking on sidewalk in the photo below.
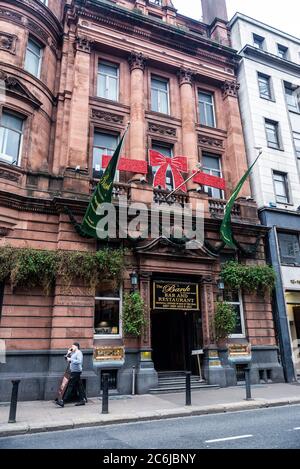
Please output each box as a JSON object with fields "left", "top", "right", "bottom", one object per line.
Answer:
{"left": 56, "top": 342, "right": 86, "bottom": 408}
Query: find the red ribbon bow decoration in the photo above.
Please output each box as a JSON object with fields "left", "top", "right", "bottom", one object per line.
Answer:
{"left": 149, "top": 150, "right": 188, "bottom": 192}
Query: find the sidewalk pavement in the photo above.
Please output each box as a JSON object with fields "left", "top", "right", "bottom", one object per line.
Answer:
{"left": 0, "top": 383, "right": 300, "bottom": 437}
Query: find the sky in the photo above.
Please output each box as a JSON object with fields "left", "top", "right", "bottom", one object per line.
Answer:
{"left": 172, "top": 0, "right": 300, "bottom": 39}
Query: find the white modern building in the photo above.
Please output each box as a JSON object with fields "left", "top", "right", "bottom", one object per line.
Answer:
{"left": 229, "top": 13, "right": 300, "bottom": 381}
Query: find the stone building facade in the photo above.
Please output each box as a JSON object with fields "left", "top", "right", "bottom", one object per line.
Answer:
{"left": 229, "top": 13, "right": 300, "bottom": 382}
{"left": 0, "top": 0, "right": 284, "bottom": 400}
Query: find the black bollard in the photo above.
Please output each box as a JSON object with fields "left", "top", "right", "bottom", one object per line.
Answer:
{"left": 185, "top": 372, "right": 191, "bottom": 406}
{"left": 8, "top": 380, "right": 20, "bottom": 424}
{"left": 102, "top": 373, "right": 109, "bottom": 414}
{"left": 244, "top": 367, "right": 252, "bottom": 401}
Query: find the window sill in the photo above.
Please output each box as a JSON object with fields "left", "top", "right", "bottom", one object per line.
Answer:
{"left": 267, "top": 145, "right": 284, "bottom": 152}
{"left": 260, "top": 96, "right": 276, "bottom": 103}
{"left": 94, "top": 334, "right": 122, "bottom": 340}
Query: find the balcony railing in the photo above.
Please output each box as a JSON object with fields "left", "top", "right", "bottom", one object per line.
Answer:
{"left": 209, "top": 198, "right": 241, "bottom": 218}
{"left": 153, "top": 188, "right": 189, "bottom": 207}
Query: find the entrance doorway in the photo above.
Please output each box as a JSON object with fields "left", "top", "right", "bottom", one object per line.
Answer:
{"left": 285, "top": 291, "right": 300, "bottom": 376}
{"left": 151, "top": 310, "right": 203, "bottom": 372}
{"left": 293, "top": 307, "right": 300, "bottom": 375}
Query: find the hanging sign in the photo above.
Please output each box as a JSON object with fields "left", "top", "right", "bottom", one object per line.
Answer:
{"left": 153, "top": 281, "right": 200, "bottom": 311}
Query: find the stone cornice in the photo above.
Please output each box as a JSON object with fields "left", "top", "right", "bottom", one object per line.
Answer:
{"left": 7, "top": 0, "right": 63, "bottom": 39}
{"left": 242, "top": 45, "right": 300, "bottom": 75}
{"left": 74, "top": 0, "right": 238, "bottom": 68}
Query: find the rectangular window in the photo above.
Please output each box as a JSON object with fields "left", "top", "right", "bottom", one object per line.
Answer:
{"left": 151, "top": 76, "right": 169, "bottom": 114}
{"left": 273, "top": 171, "right": 290, "bottom": 204}
{"left": 151, "top": 143, "right": 173, "bottom": 191}
{"left": 258, "top": 73, "right": 272, "bottom": 100}
{"left": 97, "top": 61, "right": 119, "bottom": 101}
{"left": 293, "top": 131, "right": 300, "bottom": 157}
{"left": 198, "top": 91, "right": 216, "bottom": 127}
{"left": 94, "top": 281, "right": 121, "bottom": 337}
{"left": 93, "top": 132, "right": 118, "bottom": 179}
{"left": 265, "top": 119, "right": 280, "bottom": 149}
{"left": 202, "top": 153, "right": 223, "bottom": 199}
{"left": 285, "top": 86, "right": 299, "bottom": 112}
{"left": 278, "top": 44, "right": 288, "bottom": 59}
{"left": 278, "top": 232, "right": 300, "bottom": 265}
{"left": 253, "top": 33, "right": 265, "bottom": 50}
{"left": 0, "top": 111, "right": 24, "bottom": 166}
{"left": 24, "top": 37, "right": 42, "bottom": 78}
{"left": 224, "top": 289, "right": 245, "bottom": 337}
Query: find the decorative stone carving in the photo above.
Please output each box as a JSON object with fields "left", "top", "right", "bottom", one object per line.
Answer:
{"left": 75, "top": 36, "right": 93, "bottom": 53}
{"left": 0, "top": 8, "right": 23, "bottom": 25}
{"left": 148, "top": 122, "right": 176, "bottom": 137}
{"left": 222, "top": 80, "right": 240, "bottom": 98}
{"left": 178, "top": 68, "right": 195, "bottom": 86}
{"left": 198, "top": 134, "right": 223, "bottom": 149}
{"left": 0, "top": 70, "right": 42, "bottom": 108}
{"left": 0, "top": 168, "right": 20, "bottom": 182}
{"left": 128, "top": 51, "right": 146, "bottom": 72}
{"left": 92, "top": 109, "right": 124, "bottom": 124}
{"left": 0, "top": 32, "right": 17, "bottom": 54}
{"left": 0, "top": 227, "right": 10, "bottom": 237}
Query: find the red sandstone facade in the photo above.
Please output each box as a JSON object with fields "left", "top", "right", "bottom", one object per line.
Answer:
{"left": 0, "top": 0, "right": 284, "bottom": 400}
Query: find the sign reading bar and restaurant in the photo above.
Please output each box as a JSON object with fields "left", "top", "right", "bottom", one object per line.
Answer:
{"left": 153, "top": 281, "right": 200, "bottom": 311}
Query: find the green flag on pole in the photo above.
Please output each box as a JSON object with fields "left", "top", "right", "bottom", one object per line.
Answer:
{"left": 220, "top": 151, "right": 262, "bottom": 249}
{"left": 80, "top": 126, "right": 129, "bottom": 238}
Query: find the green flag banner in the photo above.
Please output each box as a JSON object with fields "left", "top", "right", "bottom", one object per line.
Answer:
{"left": 80, "top": 127, "right": 129, "bottom": 238}
{"left": 220, "top": 152, "right": 262, "bottom": 249}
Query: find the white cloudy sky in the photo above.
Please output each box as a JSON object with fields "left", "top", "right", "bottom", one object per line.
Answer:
{"left": 172, "top": 0, "right": 300, "bottom": 38}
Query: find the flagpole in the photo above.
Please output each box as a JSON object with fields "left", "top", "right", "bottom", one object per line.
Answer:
{"left": 165, "top": 164, "right": 202, "bottom": 200}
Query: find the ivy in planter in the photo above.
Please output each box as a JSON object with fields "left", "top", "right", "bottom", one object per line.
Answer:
{"left": 214, "top": 302, "right": 237, "bottom": 342}
{"left": 0, "top": 246, "right": 125, "bottom": 294}
{"left": 122, "top": 292, "right": 147, "bottom": 337}
{"left": 221, "top": 261, "right": 276, "bottom": 294}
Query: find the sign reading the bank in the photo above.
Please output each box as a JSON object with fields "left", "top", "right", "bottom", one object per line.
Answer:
{"left": 153, "top": 281, "right": 200, "bottom": 311}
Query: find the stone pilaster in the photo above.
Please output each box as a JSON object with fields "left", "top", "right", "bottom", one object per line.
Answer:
{"left": 128, "top": 52, "right": 147, "bottom": 182}
{"left": 67, "top": 36, "right": 93, "bottom": 170}
{"left": 221, "top": 80, "right": 251, "bottom": 199}
{"left": 178, "top": 68, "right": 199, "bottom": 191}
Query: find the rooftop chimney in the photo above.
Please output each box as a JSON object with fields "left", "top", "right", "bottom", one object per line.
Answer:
{"left": 201, "top": 0, "right": 228, "bottom": 24}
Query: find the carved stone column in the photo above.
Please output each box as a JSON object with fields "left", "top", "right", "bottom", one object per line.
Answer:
{"left": 201, "top": 275, "right": 227, "bottom": 387}
{"left": 128, "top": 52, "right": 147, "bottom": 182}
{"left": 67, "top": 36, "right": 93, "bottom": 169}
{"left": 136, "top": 272, "right": 158, "bottom": 394}
{"left": 200, "top": 276, "right": 215, "bottom": 347}
{"left": 221, "top": 80, "right": 251, "bottom": 199}
{"left": 178, "top": 69, "right": 199, "bottom": 191}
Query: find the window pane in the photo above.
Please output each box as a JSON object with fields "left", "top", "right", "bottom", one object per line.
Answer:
{"left": 202, "top": 154, "right": 222, "bottom": 198}
{"left": 159, "top": 91, "right": 168, "bottom": 114}
{"left": 97, "top": 62, "right": 119, "bottom": 100}
{"left": 278, "top": 233, "right": 300, "bottom": 264}
{"left": 97, "top": 74, "right": 106, "bottom": 97}
{"left": 1, "top": 113, "right": 23, "bottom": 131}
{"left": 152, "top": 78, "right": 168, "bottom": 91}
{"left": 231, "top": 304, "right": 243, "bottom": 335}
{"left": 285, "top": 87, "right": 299, "bottom": 112}
{"left": 199, "top": 92, "right": 215, "bottom": 127}
{"left": 202, "top": 155, "right": 220, "bottom": 171}
{"left": 94, "top": 299, "right": 120, "bottom": 335}
{"left": 293, "top": 133, "right": 300, "bottom": 156}
{"left": 93, "top": 132, "right": 118, "bottom": 178}
{"left": 266, "top": 122, "right": 279, "bottom": 148}
{"left": 258, "top": 75, "right": 271, "bottom": 99}
{"left": 99, "top": 62, "right": 118, "bottom": 77}
{"left": 151, "top": 89, "right": 159, "bottom": 112}
{"left": 151, "top": 144, "right": 173, "bottom": 190}
{"left": 199, "top": 92, "right": 213, "bottom": 104}
{"left": 25, "top": 50, "right": 40, "bottom": 76}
